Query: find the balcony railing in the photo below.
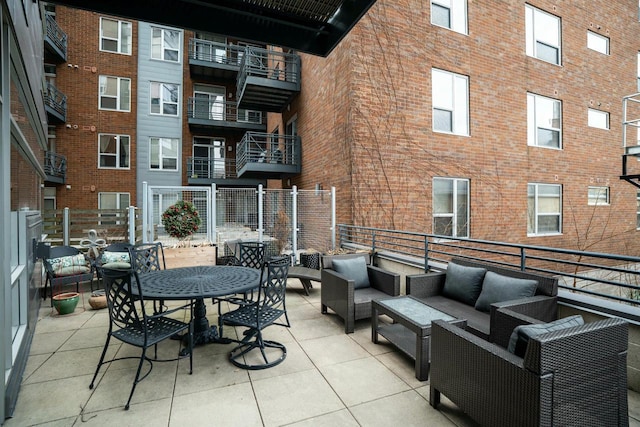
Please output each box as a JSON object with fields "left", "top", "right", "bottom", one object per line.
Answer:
{"left": 339, "top": 224, "right": 640, "bottom": 313}
{"left": 188, "top": 39, "right": 245, "bottom": 67}
{"left": 44, "top": 151, "right": 66, "bottom": 184}
{"left": 187, "top": 157, "right": 237, "bottom": 180}
{"left": 236, "top": 131, "right": 301, "bottom": 177}
{"left": 44, "top": 14, "right": 67, "bottom": 61}
{"left": 187, "top": 98, "right": 263, "bottom": 126}
{"left": 44, "top": 82, "right": 67, "bottom": 122}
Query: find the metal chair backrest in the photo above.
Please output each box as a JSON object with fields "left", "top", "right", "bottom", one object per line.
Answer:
{"left": 104, "top": 242, "right": 132, "bottom": 253}
{"left": 129, "top": 242, "right": 165, "bottom": 274}
{"left": 101, "top": 268, "right": 146, "bottom": 331}
{"left": 237, "top": 242, "right": 265, "bottom": 269}
{"left": 256, "top": 256, "right": 289, "bottom": 317}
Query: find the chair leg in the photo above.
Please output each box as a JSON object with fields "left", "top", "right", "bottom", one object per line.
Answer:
{"left": 125, "top": 348, "right": 148, "bottom": 410}
{"left": 89, "top": 334, "right": 112, "bottom": 389}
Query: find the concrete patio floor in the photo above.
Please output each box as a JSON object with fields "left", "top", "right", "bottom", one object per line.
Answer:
{"left": 5, "top": 274, "right": 640, "bottom": 426}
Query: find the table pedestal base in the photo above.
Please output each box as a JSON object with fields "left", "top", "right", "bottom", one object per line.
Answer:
{"left": 176, "top": 298, "right": 231, "bottom": 356}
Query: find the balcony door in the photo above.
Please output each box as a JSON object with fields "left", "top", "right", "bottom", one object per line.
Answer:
{"left": 193, "top": 84, "right": 224, "bottom": 121}
{"left": 194, "top": 32, "right": 226, "bottom": 63}
{"left": 193, "top": 137, "right": 225, "bottom": 179}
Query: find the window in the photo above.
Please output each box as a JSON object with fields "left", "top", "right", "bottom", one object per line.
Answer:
{"left": 588, "top": 187, "right": 610, "bottom": 206}
{"left": 431, "top": 0, "right": 467, "bottom": 35}
{"left": 99, "top": 75, "right": 130, "bottom": 111}
{"left": 100, "top": 17, "right": 132, "bottom": 54}
{"left": 98, "top": 192, "right": 130, "bottom": 225}
{"left": 588, "top": 108, "right": 609, "bottom": 130}
{"left": 98, "top": 134, "right": 130, "bottom": 168}
{"left": 433, "top": 178, "right": 469, "bottom": 238}
{"left": 150, "top": 137, "right": 178, "bottom": 170}
{"left": 151, "top": 27, "right": 180, "bottom": 62}
{"left": 525, "top": 5, "right": 561, "bottom": 65}
{"left": 527, "top": 93, "right": 562, "bottom": 149}
{"left": 150, "top": 82, "right": 179, "bottom": 116}
{"left": 528, "top": 183, "right": 562, "bottom": 235}
{"left": 432, "top": 69, "right": 469, "bottom": 136}
{"left": 193, "top": 137, "right": 225, "bottom": 179}
{"left": 587, "top": 31, "right": 609, "bottom": 55}
{"left": 637, "top": 192, "right": 640, "bottom": 229}
{"left": 637, "top": 52, "right": 640, "bottom": 91}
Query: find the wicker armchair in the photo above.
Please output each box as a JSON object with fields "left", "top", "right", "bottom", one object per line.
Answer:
{"left": 429, "top": 317, "right": 629, "bottom": 427}
{"left": 320, "top": 253, "right": 400, "bottom": 334}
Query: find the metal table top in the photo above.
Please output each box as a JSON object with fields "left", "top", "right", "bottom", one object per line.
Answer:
{"left": 135, "top": 266, "right": 260, "bottom": 300}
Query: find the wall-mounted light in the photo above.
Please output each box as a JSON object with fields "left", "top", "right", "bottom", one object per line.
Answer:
{"left": 66, "top": 185, "right": 71, "bottom": 190}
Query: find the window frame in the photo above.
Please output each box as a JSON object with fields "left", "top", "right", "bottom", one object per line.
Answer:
{"left": 525, "top": 5, "right": 562, "bottom": 65}
{"left": 99, "top": 17, "right": 132, "bottom": 55}
{"left": 637, "top": 192, "right": 640, "bottom": 230}
{"left": 430, "top": 0, "right": 468, "bottom": 35}
{"left": 588, "top": 186, "right": 610, "bottom": 206}
{"left": 151, "top": 26, "right": 181, "bottom": 62}
{"left": 432, "top": 177, "right": 470, "bottom": 239}
{"left": 149, "top": 137, "right": 179, "bottom": 171}
{"left": 587, "top": 108, "right": 609, "bottom": 130}
{"left": 527, "top": 93, "right": 562, "bottom": 149}
{"left": 98, "top": 133, "right": 130, "bottom": 169}
{"left": 527, "top": 183, "right": 562, "bottom": 236}
{"left": 98, "top": 192, "right": 131, "bottom": 225}
{"left": 150, "top": 81, "right": 179, "bottom": 116}
{"left": 98, "top": 75, "right": 131, "bottom": 112}
{"left": 432, "top": 68, "right": 470, "bottom": 136}
{"left": 587, "top": 31, "right": 609, "bottom": 55}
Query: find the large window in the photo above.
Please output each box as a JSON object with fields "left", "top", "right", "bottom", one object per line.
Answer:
{"left": 100, "top": 17, "right": 132, "bottom": 54}
{"left": 151, "top": 27, "right": 180, "bottom": 62}
{"left": 528, "top": 183, "right": 562, "bottom": 235}
{"left": 527, "top": 93, "right": 562, "bottom": 149}
{"left": 99, "top": 75, "right": 130, "bottom": 111}
{"left": 150, "top": 137, "right": 178, "bottom": 170}
{"left": 432, "top": 69, "right": 469, "bottom": 136}
{"left": 588, "top": 108, "right": 609, "bottom": 130}
{"left": 587, "top": 31, "right": 609, "bottom": 55}
{"left": 525, "top": 5, "right": 561, "bottom": 65}
{"left": 98, "top": 192, "right": 130, "bottom": 225}
{"left": 150, "top": 82, "right": 179, "bottom": 116}
{"left": 431, "top": 0, "right": 467, "bottom": 35}
{"left": 588, "top": 186, "right": 610, "bottom": 206}
{"left": 433, "top": 178, "right": 469, "bottom": 238}
{"left": 98, "top": 134, "right": 130, "bottom": 169}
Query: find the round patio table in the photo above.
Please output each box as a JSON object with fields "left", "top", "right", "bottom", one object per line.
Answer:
{"left": 135, "top": 266, "right": 261, "bottom": 353}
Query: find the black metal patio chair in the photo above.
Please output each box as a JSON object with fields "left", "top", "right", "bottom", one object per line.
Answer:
{"left": 129, "top": 242, "right": 166, "bottom": 312}
{"left": 42, "top": 245, "right": 94, "bottom": 305}
{"left": 89, "top": 268, "right": 194, "bottom": 410}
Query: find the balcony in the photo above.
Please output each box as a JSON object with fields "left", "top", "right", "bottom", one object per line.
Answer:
{"left": 186, "top": 98, "right": 266, "bottom": 134}
{"left": 236, "top": 131, "right": 301, "bottom": 179}
{"left": 44, "top": 151, "right": 66, "bottom": 184}
{"left": 188, "top": 39, "right": 246, "bottom": 80}
{"left": 186, "top": 157, "right": 265, "bottom": 187}
{"left": 44, "top": 82, "right": 67, "bottom": 123}
{"left": 44, "top": 14, "right": 67, "bottom": 63}
{"left": 237, "top": 47, "right": 301, "bottom": 112}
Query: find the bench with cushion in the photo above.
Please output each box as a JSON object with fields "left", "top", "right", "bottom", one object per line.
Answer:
{"left": 406, "top": 258, "right": 558, "bottom": 345}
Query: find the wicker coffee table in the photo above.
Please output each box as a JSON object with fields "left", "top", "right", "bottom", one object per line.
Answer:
{"left": 372, "top": 295, "right": 466, "bottom": 381}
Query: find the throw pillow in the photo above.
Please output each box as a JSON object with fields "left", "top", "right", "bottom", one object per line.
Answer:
{"left": 101, "top": 261, "right": 131, "bottom": 270}
{"left": 47, "top": 254, "right": 88, "bottom": 276}
{"left": 101, "top": 251, "right": 130, "bottom": 264}
{"left": 55, "top": 265, "right": 91, "bottom": 276}
{"left": 507, "top": 315, "right": 585, "bottom": 357}
{"left": 331, "top": 256, "right": 370, "bottom": 289}
{"left": 441, "top": 262, "right": 487, "bottom": 306}
{"left": 474, "top": 271, "right": 538, "bottom": 312}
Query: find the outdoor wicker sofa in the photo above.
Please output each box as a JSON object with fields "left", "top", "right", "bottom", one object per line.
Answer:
{"left": 429, "top": 316, "right": 629, "bottom": 427}
{"left": 406, "top": 258, "right": 559, "bottom": 344}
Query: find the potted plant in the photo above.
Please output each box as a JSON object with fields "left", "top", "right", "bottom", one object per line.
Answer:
{"left": 161, "top": 200, "right": 202, "bottom": 247}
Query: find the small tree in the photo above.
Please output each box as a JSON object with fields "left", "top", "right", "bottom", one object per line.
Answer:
{"left": 273, "top": 210, "right": 291, "bottom": 254}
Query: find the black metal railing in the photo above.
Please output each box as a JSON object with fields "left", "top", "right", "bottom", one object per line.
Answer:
{"left": 339, "top": 224, "right": 640, "bottom": 308}
{"left": 186, "top": 98, "right": 263, "bottom": 124}
{"left": 45, "top": 14, "right": 67, "bottom": 59}
{"left": 237, "top": 46, "right": 301, "bottom": 90}
{"left": 188, "top": 39, "right": 245, "bottom": 66}
{"left": 44, "top": 151, "right": 67, "bottom": 181}
{"left": 236, "top": 132, "right": 300, "bottom": 171}
{"left": 44, "top": 82, "right": 67, "bottom": 120}
{"left": 187, "top": 157, "right": 237, "bottom": 179}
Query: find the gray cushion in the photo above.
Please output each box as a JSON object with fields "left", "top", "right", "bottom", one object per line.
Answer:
{"left": 474, "top": 271, "right": 538, "bottom": 312}
{"left": 331, "top": 256, "right": 370, "bottom": 289}
{"left": 442, "top": 262, "right": 487, "bottom": 306}
{"left": 507, "top": 315, "right": 585, "bottom": 357}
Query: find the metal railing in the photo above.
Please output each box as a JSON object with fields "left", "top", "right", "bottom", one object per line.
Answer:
{"left": 237, "top": 46, "right": 301, "bottom": 90}
{"left": 44, "top": 151, "right": 67, "bottom": 181}
{"left": 44, "top": 82, "right": 67, "bottom": 119}
{"left": 186, "top": 98, "right": 263, "bottom": 124}
{"left": 339, "top": 224, "right": 640, "bottom": 308}
{"left": 188, "top": 38, "right": 245, "bottom": 66}
{"left": 187, "top": 157, "right": 237, "bottom": 179}
{"left": 45, "top": 14, "right": 67, "bottom": 58}
{"left": 236, "top": 132, "right": 300, "bottom": 171}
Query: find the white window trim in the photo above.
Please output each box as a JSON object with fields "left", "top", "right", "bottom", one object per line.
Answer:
{"left": 149, "top": 137, "right": 179, "bottom": 171}
{"left": 636, "top": 192, "right": 640, "bottom": 230}
{"left": 150, "top": 82, "right": 179, "bottom": 116}
{"left": 528, "top": 183, "right": 562, "bottom": 236}
{"left": 525, "top": 5, "right": 562, "bottom": 66}
{"left": 588, "top": 186, "right": 610, "bottom": 206}
{"left": 431, "top": 0, "right": 468, "bottom": 35}
{"left": 98, "top": 133, "right": 130, "bottom": 170}
{"left": 587, "top": 31, "right": 609, "bottom": 55}
{"left": 527, "top": 93, "right": 562, "bottom": 149}
{"left": 98, "top": 192, "right": 131, "bottom": 225}
{"left": 99, "top": 17, "right": 132, "bottom": 55}
{"left": 432, "top": 177, "right": 470, "bottom": 239}
{"left": 432, "top": 68, "right": 470, "bottom": 137}
{"left": 98, "top": 75, "right": 131, "bottom": 112}
{"left": 588, "top": 108, "right": 609, "bottom": 130}
{"left": 151, "top": 26, "right": 181, "bottom": 62}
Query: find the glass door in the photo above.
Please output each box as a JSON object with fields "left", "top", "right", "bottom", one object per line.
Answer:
{"left": 193, "top": 137, "right": 225, "bottom": 179}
